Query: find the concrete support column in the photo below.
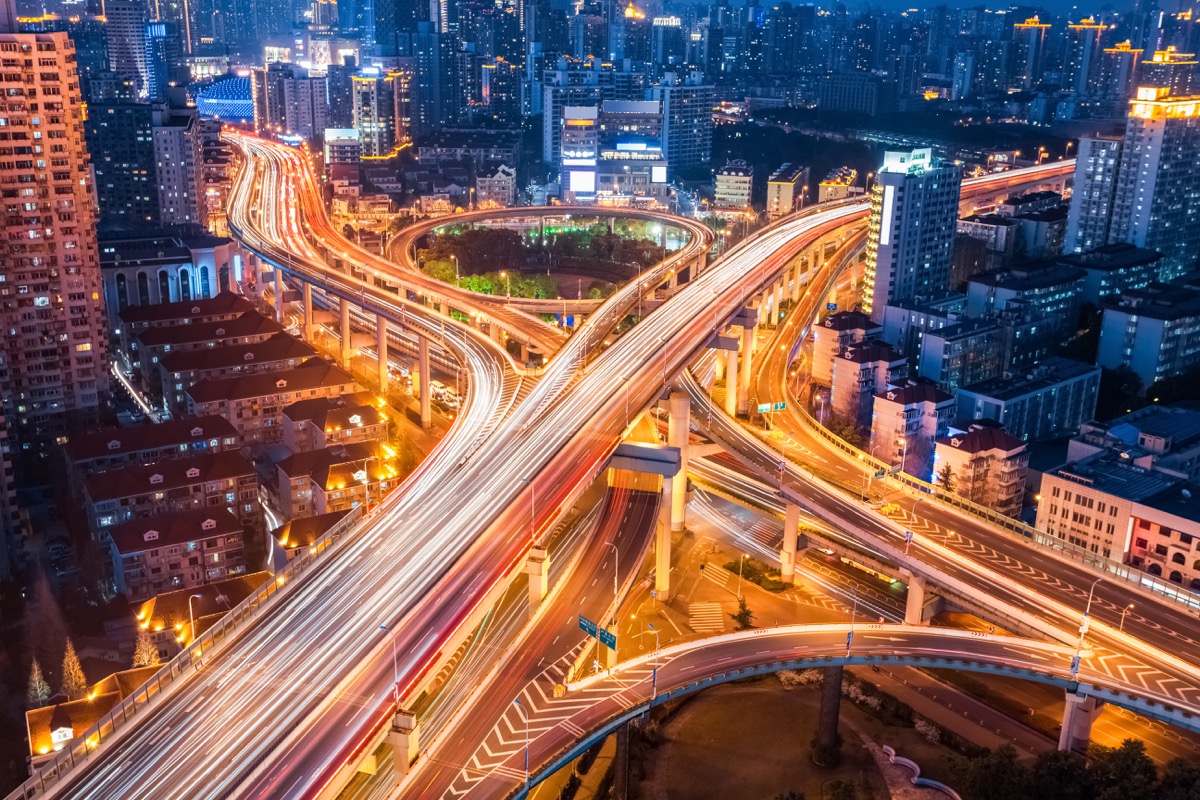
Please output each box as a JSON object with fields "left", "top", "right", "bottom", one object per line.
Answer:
{"left": 780, "top": 503, "right": 801, "bottom": 583}
{"left": 1059, "top": 693, "right": 1102, "bottom": 752}
{"left": 603, "top": 626, "right": 618, "bottom": 669}
{"left": 737, "top": 324, "right": 754, "bottom": 416}
{"left": 339, "top": 298, "right": 352, "bottom": 367}
{"left": 575, "top": 313, "right": 585, "bottom": 330}
{"left": 520, "top": 342, "right": 530, "bottom": 364}
{"left": 376, "top": 315, "right": 389, "bottom": 395}
{"left": 302, "top": 282, "right": 315, "bottom": 340}
{"left": 904, "top": 574, "right": 926, "bottom": 625}
{"left": 791, "top": 263, "right": 803, "bottom": 303}
{"left": 773, "top": 282, "right": 784, "bottom": 325}
{"left": 418, "top": 335, "right": 432, "bottom": 428}
{"left": 273, "top": 267, "right": 284, "bottom": 322}
{"left": 388, "top": 709, "right": 419, "bottom": 779}
{"left": 723, "top": 346, "right": 738, "bottom": 417}
{"left": 656, "top": 475, "right": 673, "bottom": 596}
{"left": 817, "top": 666, "right": 843, "bottom": 756}
{"left": 668, "top": 270, "right": 678, "bottom": 290}
{"left": 714, "top": 349, "right": 726, "bottom": 382}
{"left": 667, "top": 391, "right": 689, "bottom": 532}
{"left": 526, "top": 545, "right": 549, "bottom": 618}
{"left": 490, "top": 321, "right": 503, "bottom": 344}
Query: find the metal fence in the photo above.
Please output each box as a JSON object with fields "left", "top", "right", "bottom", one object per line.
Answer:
{"left": 6, "top": 507, "right": 365, "bottom": 800}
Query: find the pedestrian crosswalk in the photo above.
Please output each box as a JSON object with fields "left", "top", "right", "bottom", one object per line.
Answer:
{"left": 701, "top": 563, "right": 729, "bottom": 588}
{"left": 688, "top": 601, "right": 725, "bottom": 633}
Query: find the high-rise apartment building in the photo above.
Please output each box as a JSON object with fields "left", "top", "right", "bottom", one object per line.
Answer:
{"left": 153, "top": 107, "right": 205, "bottom": 226}
{"left": 649, "top": 70, "right": 713, "bottom": 170}
{"left": 353, "top": 68, "right": 400, "bottom": 157}
{"left": 863, "top": 148, "right": 962, "bottom": 320}
{"left": 1064, "top": 136, "right": 1123, "bottom": 254}
{"left": 0, "top": 16, "right": 110, "bottom": 455}
{"left": 106, "top": 0, "right": 151, "bottom": 98}
{"left": 1062, "top": 18, "right": 1106, "bottom": 97}
{"left": 1012, "top": 16, "right": 1050, "bottom": 89}
{"left": 251, "top": 63, "right": 329, "bottom": 140}
{"left": 86, "top": 102, "right": 161, "bottom": 225}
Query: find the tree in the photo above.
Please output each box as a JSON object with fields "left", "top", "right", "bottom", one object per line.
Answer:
{"left": 954, "top": 744, "right": 1032, "bottom": 800}
{"left": 1156, "top": 758, "right": 1200, "bottom": 800}
{"left": 341, "top": 223, "right": 357, "bottom": 242}
{"left": 730, "top": 597, "right": 754, "bottom": 630}
{"left": 773, "top": 792, "right": 805, "bottom": 800}
{"left": 1088, "top": 739, "right": 1158, "bottom": 800}
{"left": 132, "top": 627, "right": 160, "bottom": 668}
{"left": 1096, "top": 366, "right": 1145, "bottom": 420}
{"left": 61, "top": 639, "right": 87, "bottom": 700}
{"left": 1029, "top": 749, "right": 1092, "bottom": 800}
{"left": 827, "top": 781, "right": 856, "bottom": 800}
{"left": 27, "top": 659, "right": 50, "bottom": 708}
{"left": 936, "top": 463, "right": 956, "bottom": 493}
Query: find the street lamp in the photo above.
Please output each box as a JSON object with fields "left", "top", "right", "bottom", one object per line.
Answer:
{"left": 514, "top": 698, "right": 529, "bottom": 792}
{"left": 736, "top": 553, "right": 748, "bottom": 600}
{"left": 1119, "top": 603, "right": 1134, "bottom": 632}
{"left": 846, "top": 586, "right": 858, "bottom": 657}
{"left": 1071, "top": 578, "right": 1102, "bottom": 678}
{"left": 647, "top": 622, "right": 661, "bottom": 701}
{"left": 450, "top": 254, "right": 459, "bottom": 287}
{"left": 379, "top": 624, "right": 398, "bottom": 701}
{"left": 604, "top": 541, "right": 619, "bottom": 627}
{"left": 501, "top": 270, "right": 511, "bottom": 298}
{"left": 861, "top": 444, "right": 881, "bottom": 501}
{"left": 188, "top": 593, "right": 204, "bottom": 646}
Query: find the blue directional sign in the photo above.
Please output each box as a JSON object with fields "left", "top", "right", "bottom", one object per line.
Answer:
{"left": 772, "top": 401, "right": 787, "bottom": 411}
{"left": 845, "top": 631, "right": 854, "bottom": 652}
{"left": 598, "top": 628, "right": 617, "bottom": 651}
{"left": 826, "top": 302, "right": 838, "bottom": 311}
{"left": 578, "top": 615, "right": 598, "bottom": 638}
{"left": 756, "top": 402, "right": 771, "bottom": 414}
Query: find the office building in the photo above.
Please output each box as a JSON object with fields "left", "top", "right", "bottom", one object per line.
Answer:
{"left": 957, "top": 357, "right": 1100, "bottom": 442}
{"left": 934, "top": 422, "right": 1028, "bottom": 517}
{"left": 870, "top": 378, "right": 956, "bottom": 479}
{"left": 1097, "top": 282, "right": 1200, "bottom": 386}
{"left": 560, "top": 105, "right": 600, "bottom": 202}
{"left": 0, "top": 20, "right": 110, "bottom": 454}
{"left": 766, "top": 163, "right": 809, "bottom": 220}
{"left": 714, "top": 159, "right": 753, "bottom": 209}
{"left": 649, "top": 70, "right": 713, "bottom": 170}
{"left": 594, "top": 100, "right": 668, "bottom": 207}
{"left": 863, "top": 148, "right": 962, "bottom": 320}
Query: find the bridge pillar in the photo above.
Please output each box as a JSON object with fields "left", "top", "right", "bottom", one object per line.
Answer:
{"left": 526, "top": 545, "right": 549, "bottom": 618}
{"left": 574, "top": 313, "right": 586, "bottom": 330}
{"left": 302, "top": 282, "right": 315, "bottom": 340}
{"left": 817, "top": 665, "right": 843, "bottom": 760}
{"left": 723, "top": 345, "right": 738, "bottom": 417}
{"left": 339, "top": 298, "right": 353, "bottom": 366}
{"left": 388, "top": 709, "right": 420, "bottom": 779}
{"left": 608, "top": 216, "right": 615, "bottom": 233}
{"left": 694, "top": 251, "right": 706, "bottom": 278}
{"left": 520, "top": 341, "right": 530, "bottom": 364}
{"left": 773, "top": 282, "right": 784, "bottom": 325}
{"left": 780, "top": 503, "right": 801, "bottom": 583}
{"left": 904, "top": 574, "right": 926, "bottom": 625}
{"left": 656, "top": 475, "right": 673, "bottom": 596}
{"left": 667, "top": 390, "right": 689, "bottom": 532}
{"left": 376, "top": 315, "right": 389, "bottom": 394}
{"left": 490, "top": 320, "right": 503, "bottom": 344}
{"left": 714, "top": 349, "right": 725, "bottom": 382}
{"left": 604, "top": 625, "right": 619, "bottom": 669}
{"left": 273, "top": 267, "right": 285, "bottom": 322}
{"left": 1059, "top": 692, "right": 1102, "bottom": 752}
{"left": 737, "top": 323, "right": 754, "bottom": 416}
{"left": 791, "top": 263, "right": 803, "bottom": 303}
{"left": 418, "top": 335, "right": 432, "bottom": 428}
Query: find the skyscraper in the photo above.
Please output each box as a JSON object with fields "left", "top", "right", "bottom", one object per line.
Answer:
{"left": 0, "top": 10, "right": 110, "bottom": 454}
{"left": 1012, "top": 16, "right": 1049, "bottom": 89}
{"left": 1064, "top": 136, "right": 1123, "bottom": 254}
{"left": 863, "top": 148, "right": 962, "bottom": 321}
{"left": 251, "top": 62, "right": 330, "bottom": 140}
{"left": 353, "top": 68, "right": 401, "bottom": 156}
{"left": 649, "top": 70, "right": 713, "bottom": 170}
{"left": 106, "top": 0, "right": 151, "bottom": 98}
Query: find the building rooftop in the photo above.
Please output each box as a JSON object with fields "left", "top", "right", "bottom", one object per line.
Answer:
{"left": 1049, "top": 453, "right": 1182, "bottom": 503}
{"left": 1103, "top": 282, "right": 1200, "bottom": 322}
{"left": 134, "top": 311, "right": 282, "bottom": 348}
{"left": 186, "top": 359, "right": 355, "bottom": 405}
{"left": 158, "top": 332, "right": 317, "bottom": 375}
{"left": 960, "top": 213, "right": 1018, "bottom": 228}
{"left": 109, "top": 507, "right": 244, "bottom": 555}
{"left": 960, "top": 357, "right": 1099, "bottom": 402}
{"left": 1058, "top": 243, "right": 1164, "bottom": 272}
{"left": 838, "top": 341, "right": 906, "bottom": 365}
{"left": 282, "top": 394, "right": 385, "bottom": 432}
{"left": 927, "top": 318, "right": 1000, "bottom": 343}
{"left": 67, "top": 415, "right": 238, "bottom": 463}
{"left": 276, "top": 443, "right": 377, "bottom": 480}
{"left": 938, "top": 424, "right": 1025, "bottom": 455}
{"left": 876, "top": 378, "right": 953, "bottom": 406}
{"left": 133, "top": 571, "right": 272, "bottom": 636}
{"left": 118, "top": 291, "right": 253, "bottom": 326}
{"left": 85, "top": 450, "right": 254, "bottom": 502}
{"left": 820, "top": 309, "right": 878, "bottom": 333}
{"left": 717, "top": 159, "right": 752, "bottom": 177}
{"left": 769, "top": 162, "right": 807, "bottom": 183}
{"left": 1141, "top": 483, "right": 1200, "bottom": 524}
{"left": 1016, "top": 207, "right": 1068, "bottom": 224}
{"left": 999, "top": 190, "right": 1062, "bottom": 209}
{"left": 272, "top": 510, "right": 353, "bottom": 549}
{"left": 969, "top": 262, "right": 1086, "bottom": 291}
{"left": 26, "top": 666, "right": 160, "bottom": 757}
{"left": 414, "top": 128, "right": 521, "bottom": 150}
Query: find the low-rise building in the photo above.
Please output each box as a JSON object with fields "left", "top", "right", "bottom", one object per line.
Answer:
{"left": 817, "top": 167, "right": 863, "bottom": 204}
{"left": 964, "top": 262, "right": 1085, "bottom": 335}
{"left": 272, "top": 509, "right": 354, "bottom": 560}
{"left": 957, "top": 214, "right": 1019, "bottom": 264}
{"left": 1014, "top": 206, "right": 1068, "bottom": 260}
{"left": 714, "top": 159, "right": 753, "bottom": 210}
{"left": 109, "top": 508, "right": 248, "bottom": 601}
{"left": 117, "top": 291, "right": 254, "bottom": 361}
{"left": 84, "top": 450, "right": 259, "bottom": 545}
{"left": 934, "top": 421, "right": 1029, "bottom": 517}
{"left": 414, "top": 129, "right": 521, "bottom": 168}
{"left": 810, "top": 310, "right": 881, "bottom": 387}
{"left": 475, "top": 164, "right": 516, "bottom": 207}
{"left": 282, "top": 395, "right": 388, "bottom": 453}
{"left": 996, "top": 190, "right": 1062, "bottom": 217}
{"left": 766, "top": 163, "right": 810, "bottom": 220}
{"left": 870, "top": 378, "right": 956, "bottom": 479}
{"left": 1097, "top": 282, "right": 1200, "bottom": 387}
{"left": 915, "top": 318, "right": 1005, "bottom": 394}
{"left": 1058, "top": 243, "right": 1165, "bottom": 306}
{"left": 67, "top": 416, "right": 239, "bottom": 477}
{"left": 274, "top": 443, "right": 392, "bottom": 519}
{"left": 133, "top": 571, "right": 273, "bottom": 658}
{"left": 829, "top": 341, "right": 907, "bottom": 427}
{"left": 185, "top": 359, "right": 359, "bottom": 446}
{"left": 157, "top": 333, "right": 318, "bottom": 413}
{"left": 131, "top": 310, "right": 284, "bottom": 384}
{"left": 1068, "top": 406, "right": 1200, "bottom": 484}
{"left": 957, "top": 357, "right": 1100, "bottom": 442}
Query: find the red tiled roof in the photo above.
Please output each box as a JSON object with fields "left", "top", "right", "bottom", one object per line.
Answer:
{"left": 186, "top": 360, "right": 357, "bottom": 405}
{"left": 134, "top": 311, "right": 281, "bottom": 348}
{"left": 876, "top": 380, "right": 953, "bottom": 406}
{"left": 85, "top": 450, "right": 255, "bottom": 502}
{"left": 158, "top": 332, "right": 317, "bottom": 374}
{"left": 109, "top": 507, "right": 243, "bottom": 555}
{"left": 118, "top": 292, "right": 254, "bottom": 325}
{"left": 283, "top": 394, "right": 385, "bottom": 431}
{"left": 67, "top": 416, "right": 237, "bottom": 463}
{"left": 272, "top": 510, "right": 353, "bottom": 548}
{"left": 938, "top": 426, "right": 1024, "bottom": 454}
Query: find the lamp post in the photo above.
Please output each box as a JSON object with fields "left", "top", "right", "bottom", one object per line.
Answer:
{"left": 520, "top": 477, "right": 535, "bottom": 544}
{"left": 846, "top": 586, "right": 858, "bottom": 657}
{"left": 737, "top": 553, "right": 748, "bottom": 600}
{"left": 1119, "top": 603, "right": 1134, "bottom": 632}
{"left": 379, "top": 624, "right": 398, "bottom": 701}
{"left": 450, "top": 254, "right": 459, "bottom": 287}
{"left": 1071, "top": 578, "right": 1102, "bottom": 678}
{"left": 648, "top": 623, "right": 661, "bottom": 701}
{"left": 188, "top": 593, "right": 203, "bottom": 646}
{"left": 514, "top": 698, "right": 529, "bottom": 792}
{"left": 861, "top": 444, "right": 881, "bottom": 501}
{"left": 501, "top": 270, "right": 511, "bottom": 298}
{"left": 604, "top": 541, "right": 619, "bottom": 627}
